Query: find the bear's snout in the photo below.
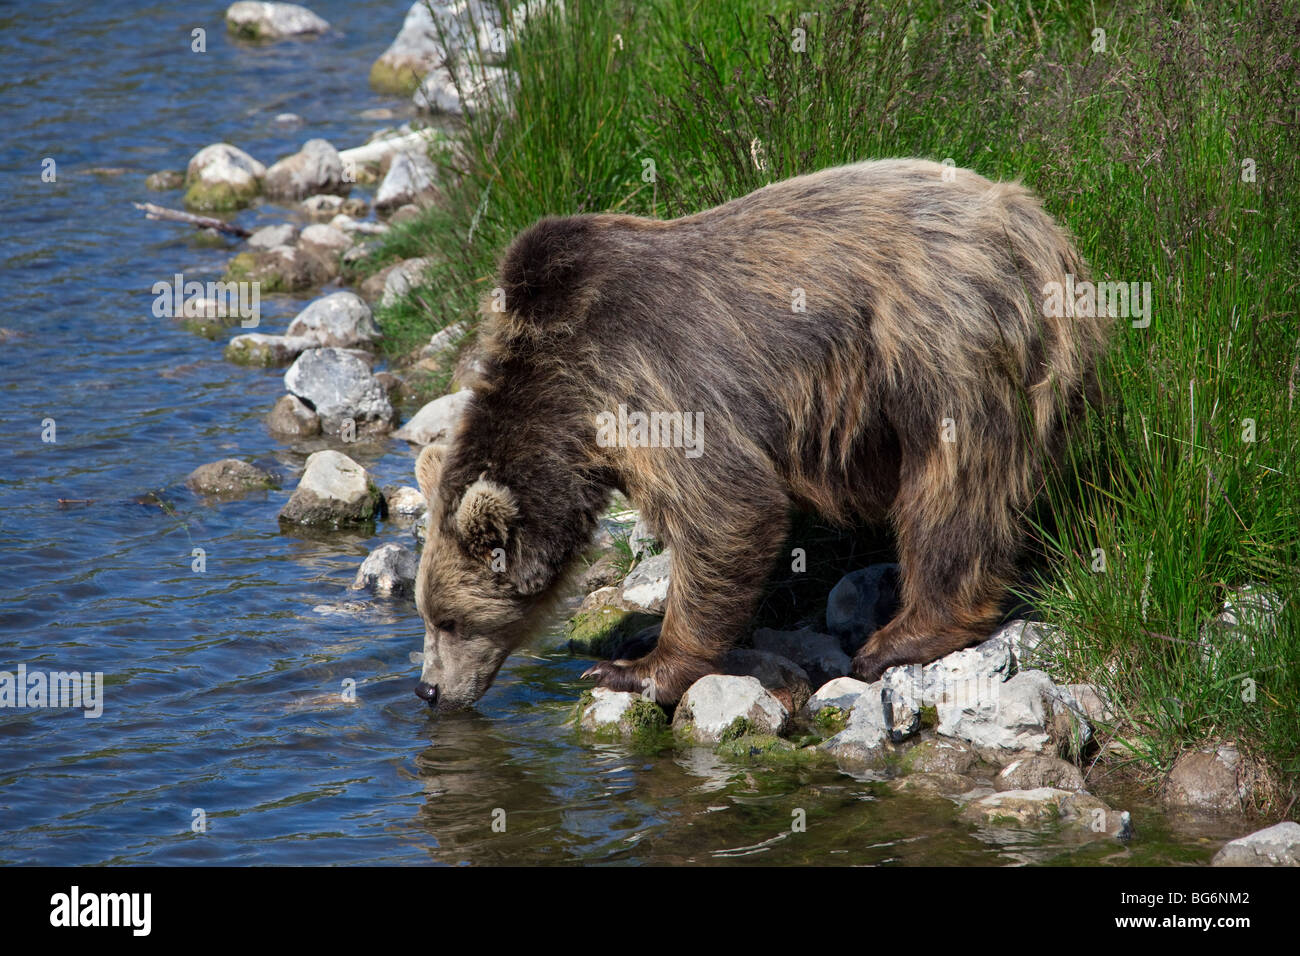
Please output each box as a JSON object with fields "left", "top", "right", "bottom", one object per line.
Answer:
{"left": 414, "top": 681, "right": 440, "bottom": 706}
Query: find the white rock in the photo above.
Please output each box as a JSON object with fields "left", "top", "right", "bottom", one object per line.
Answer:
{"left": 385, "top": 486, "right": 428, "bottom": 519}
{"left": 370, "top": 1, "right": 500, "bottom": 91}
{"left": 673, "top": 675, "right": 789, "bottom": 743}
{"left": 1202, "top": 585, "right": 1284, "bottom": 667}
{"left": 284, "top": 347, "right": 393, "bottom": 426}
{"left": 264, "top": 138, "right": 346, "bottom": 200}
{"left": 380, "top": 256, "right": 433, "bottom": 306}
{"left": 579, "top": 688, "right": 663, "bottom": 734}
{"left": 285, "top": 292, "right": 378, "bottom": 349}
{"left": 247, "top": 223, "right": 299, "bottom": 249}
{"left": 1217, "top": 585, "right": 1283, "bottom": 632}
{"left": 300, "top": 194, "right": 345, "bottom": 219}
{"left": 392, "top": 389, "right": 474, "bottom": 445}
{"left": 628, "top": 514, "right": 659, "bottom": 559}
{"left": 194, "top": 154, "right": 257, "bottom": 190}
{"left": 224, "top": 332, "right": 317, "bottom": 367}
{"left": 806, "top": 677, "right": 872, "bottom": 715}
{"left": 267, "top": 393, "right": 320, "bottom": 436}
{"left": 186, "top": 143, "right": 266, "bottom": 183}
{"left": 421, "top": 322, "right": 466, "bottom": 359}
{"left": 935, "top": 668, "right": 1087, "bottom": 754}
{"left": 961, "top": 787, "right": 1130, "bottom": 838}
{"left": 351, "top": 543, "right": 419, "bottom": 598}
{"left": 820, "top": 694, "right": 890, "bottom": 766}
{"left": 1211, "top": 822, "right": 1300, "bottom": 867}
{"left": 299, "top": 223, "right": 351, "bottom": 255}
{"left": 226, "top": 2, "right": 330, "bottom": 39}
{"left": 880, "top": 678, "right": 922, "bottom": 742}
{"left": 719, "top": 648, "right": 811, "bottom": 712}
{"left": 331, "top": 214, "right": 388, "bottom": 236}
{"left": 1065, "top": 682, "right": 1115, "bottom": 723}
{"left": 413, "top": 62, "right": 513, "bottom": 115}
{"left": 279, "top": 450, "right": 382, "bottom": 525}
{"left": 620, "top": 550, "right": 671, "bottom": 613}
{"left": 375, "top": 150, "right": 437, "bottom": 213}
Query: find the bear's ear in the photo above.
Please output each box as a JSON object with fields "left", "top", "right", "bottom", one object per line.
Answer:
{"left": 455, "top": 478, "right": 518, "bottom": 556}
{"left": 498, "top": 216, "right": 594, "bottom": 326}
{"left": 415, "top": 442, "right": 448, "bottom": 505}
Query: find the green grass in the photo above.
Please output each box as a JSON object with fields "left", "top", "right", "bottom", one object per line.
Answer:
{"left": 368, "top": 0, "right": 1299, "bottom": 800}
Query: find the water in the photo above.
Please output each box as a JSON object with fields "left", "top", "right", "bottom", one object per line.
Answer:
{"left": 0, "top": 1, "right": 1241, "bottom": 866}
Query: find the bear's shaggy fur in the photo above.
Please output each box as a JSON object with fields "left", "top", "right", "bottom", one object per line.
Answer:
{"left": 411, "top": 158, "right": 1112, "bottom": 711}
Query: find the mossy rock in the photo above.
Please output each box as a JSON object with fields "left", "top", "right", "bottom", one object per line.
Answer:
{"left": 225, "top": 252, "right": 285, "bottom": 293}
{"left": 278, "top": 478, "right": 385, "bottom": 528}
{"left": 225, "top": 251, "right": 265, "bottom": 281}
{"left": 351, "top": 163, "right": 381, "bottom": 186}
{"left": 224, "top": 248, "right": 333, "bottom": 294}
{"left": 565, "top": 604, "right": 660, "bottom": 658}
{"left": 573, "top": 690, "right": 672, "bottom": 750}
{"left": 227, "top": 20, "right": 266, "bottom": 40}
{"left": 896, "top": 737, "right": 980, "bottom": 776}
{"left": 222, "top": 335, "right": 292, "bottom": 367}
{"left": 570, "top": 688, "right": 597, "bottom": 726}
{"left": 624, "top": 697, "right": 668, "bottom": 732}
{"left": 183, "top": 178, "right": 259, "bottom": 212}
{"left": 369, "top": 58, "right": 422, "bottom": 96}
{"left": 813, "top": 705, "right": 849, "bottom": 735}
{"left": 715, "top": 733, "right": 829, "bottom": 768}
{"left": 718, "top": 716, "right": 757, "bottom": 743}
{"left": 180, "top": 315, "right": 235, "bottom": 339}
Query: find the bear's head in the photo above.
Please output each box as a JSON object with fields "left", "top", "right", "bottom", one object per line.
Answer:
{"left": 410, "top": 438, "right": 585, "bottom": 712}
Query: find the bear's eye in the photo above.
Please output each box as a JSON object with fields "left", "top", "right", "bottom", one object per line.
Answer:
{"left": 437, "top": 619, "right": 457, "bottom": 635}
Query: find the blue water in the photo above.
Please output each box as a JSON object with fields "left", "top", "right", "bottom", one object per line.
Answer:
{"left": 0, "top": 0, "right": 1239, "bottom": 866}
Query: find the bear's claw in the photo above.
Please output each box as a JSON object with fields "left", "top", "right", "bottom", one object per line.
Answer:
{"left": 580, "top": 659, "right": 649, "bottom": 694}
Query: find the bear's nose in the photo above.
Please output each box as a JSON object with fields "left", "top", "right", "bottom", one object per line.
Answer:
{"left": 414, "top": 681, "right": 440, "bottom": 706}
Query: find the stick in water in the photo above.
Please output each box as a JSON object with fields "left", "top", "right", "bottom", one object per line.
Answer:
{"left": 132, "top": 202, "right": 252, "bottom": 238}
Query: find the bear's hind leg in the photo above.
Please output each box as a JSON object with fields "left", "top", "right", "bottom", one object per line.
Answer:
{"left": 850, "top": 448, "right": 1021, "bottom": 682}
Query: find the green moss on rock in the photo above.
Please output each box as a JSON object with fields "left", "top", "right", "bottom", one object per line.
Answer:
{"left": 223, "top": 248, "right": 333, "bottom": 294}
{"left": 718, "top": 716, "right": 755, "bottom": 743}
{"left": 183, "top": 178, "right": 259, "bottom": 212}
{"left": 814, "top": 705, "right": 849, "bottom": 735}
{"left": 565, "top": 604, "right": 660, "bottom": 657}
{"left": 624, "top": 697, "right": 668, "bottom": 733}
{"left": 369, "top": 58, "right": 422, "bottom": 95}
{"left": 715, "top": 733, "right": 829, "bottom": 768}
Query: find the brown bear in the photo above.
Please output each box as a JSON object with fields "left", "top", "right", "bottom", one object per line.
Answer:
{"left": 410, "top": 158, "right": 1112, "bottom": 711}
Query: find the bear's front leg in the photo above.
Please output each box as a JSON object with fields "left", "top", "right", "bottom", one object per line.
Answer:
{"left": 580, "top": 639, "right": 712, "bottom": 706}
{"left": 582, "top": 481, "right": 792, "bottom": 706}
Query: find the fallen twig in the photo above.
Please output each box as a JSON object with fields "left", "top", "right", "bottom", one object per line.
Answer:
{"left": 132, "top": 202, "right": 251, "bottom": 238}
